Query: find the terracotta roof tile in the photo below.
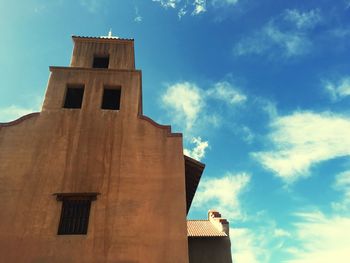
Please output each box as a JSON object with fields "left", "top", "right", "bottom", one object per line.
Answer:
{"left": 187, "top": 220, "right": 227, "bottom": 237}
{"left": 72, "top": 35, "right": 134, "bottom": 41}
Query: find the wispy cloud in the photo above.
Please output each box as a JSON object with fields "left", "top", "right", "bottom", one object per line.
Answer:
{"left": 234, "top": 9, "right": 321, "bottom": 58}
{"left": 346, "top": 0, "right": 350, "bottom": 9}
{"left": 152, "top": 0, "right": 180, "bottom": 9}
{"left": 0, "top": 105, "right": 38, "bottom": 122}
{"left": 207, "top": 81, "right": 247, "bottom": 106}
{"left": 332, "top": 170, "right": 350, "bottom": 211}
{"left": 134, "top": 6, "right": 143, "bottom": 22}
{"left": 192, "top": 0, "right": 206, "bottom": 15}
{"left": 330, "top": 27, "right": 350, "bottom": 38}
{"left": 152, "top": 0, "right": 239, "bottom": 17}
{"left": 253, "top": 111, "right": 350, "bottom": 183}
{"left": 324, "top": 76, "right": 350, "bottom": 101}
{"left": 184, "top": 136, "right": 209, "bottom": 161}
{"left": 192, "top": 172, "right": 250, "bottom": 220}
{"left": 230, "top": 228, "right": 263, "bottom": 263}
{"left": 284, "top": 9, "right": 322, "bottom": 29}
{"left": 285, "top": 211, "right": 350, "bottom": 263}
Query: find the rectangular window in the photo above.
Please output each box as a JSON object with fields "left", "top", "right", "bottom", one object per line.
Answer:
{"left": 63, "top": 85, "right": 84, "bottom": 109}
{"left": 93, "top": 55, "right": 109, "bottom": 68}
{"left": 58, "top": 199, "right": 91, "bottom": 235}
{"left": 55, "top": 193, "right": 98, "bottom": 235}
{"left": 101, "top": 87, "right": 121, "bottom": 110}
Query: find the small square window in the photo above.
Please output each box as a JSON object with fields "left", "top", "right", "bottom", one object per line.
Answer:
{"left": 55, "top": 193, "right": 98, "bottom": 235}
{"left": 63, "top": 85, "right": 84, "bottom": 109}
{"left": 93, "top": 55, "right": 109, "bottom": 68}
{"left": 101, "top": 87, "right": 121, "bottom": 110}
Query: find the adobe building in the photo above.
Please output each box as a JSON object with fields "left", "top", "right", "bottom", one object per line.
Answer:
{"left": 0, "top": 34, "right": 231, "bottom": 263}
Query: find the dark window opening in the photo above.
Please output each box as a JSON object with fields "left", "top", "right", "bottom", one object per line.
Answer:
{"left": 93, "top": 55, "right": 109, "bottom": 68}
{"left": 101, "top": 87, "right": 121, "bottom": 110}
{"left": 58, "top": 199, "right": 91, "bottom": 235}
{"left": 55, "top": 193, "right": 99, "bottom": 235}
{"left": 63, "top": 85, "right": 84, "bottom": 109}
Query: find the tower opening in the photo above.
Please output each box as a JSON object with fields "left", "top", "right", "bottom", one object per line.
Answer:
{"left": 101, "top": 87, "right": 121, "bottom": 110}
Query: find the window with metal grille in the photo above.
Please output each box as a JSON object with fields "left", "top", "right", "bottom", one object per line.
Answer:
{"left": 101, "top": 87, "right": 121, "bottom": 110}
{"left": 55, "top": 193, "right": 99, "bottom": 235}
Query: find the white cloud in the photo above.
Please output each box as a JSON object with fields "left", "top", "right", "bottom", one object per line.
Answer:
{"left": 178, "top": 6, "right": 187, "bottom": 18}
{"left": 324, "top": 77, "right": 350, "bottom": 101}
{"left": 285, "top": 211, "right": 350, "bottom": 263}
{"left": 0, "top": 105, "right": 39, "bottom": 122}
{"left": 184, "top": 136, "right": 209, "bottom": 161}
{"left": 207, "top": 81, "right": 247, "bottom": 105}
{"left": 284, "top": 9, "right": 322, "bottom": 29}
{"left": 161, "top": 80, "right": 246, "bottom": 133}
{"left": 253, "top": 111, "right": 350, "bottom": 183}
{"left": 153, "top": 0, "right": 239, "bottom": 17}
{"left": 274, "top": 228, "right": 291, "bottom": 238}
{"left": 162, "top": 82, "right": 204, "bottom": 131}
{"left": 192, "top": 172, "right": 250, "bottom": 220}
{"left": 192, "top": 0, "right": 206, "bottom": 15}
{"left": 230, "top": 228, "right": 262, "bottom": 263}
{"left": 332, "top": 170, "right": 350, "bottom": 211}
{"left": 152, "top": 0, "right": 180, "bottom": 9}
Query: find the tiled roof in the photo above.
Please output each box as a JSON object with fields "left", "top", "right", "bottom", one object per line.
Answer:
{"left": 72, "top": 35, "right": 134, "bottom": 41}
{"left": 187, "top": 220, "right": 227, "bottom": 237}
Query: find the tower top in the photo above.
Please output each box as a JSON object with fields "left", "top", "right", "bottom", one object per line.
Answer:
{"left": 99, "top": 29, "right": 118, "bottom": 39}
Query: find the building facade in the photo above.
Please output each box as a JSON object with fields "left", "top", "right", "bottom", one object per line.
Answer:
{"left": 0, "top": 35, "right": 231, "bottom": 263}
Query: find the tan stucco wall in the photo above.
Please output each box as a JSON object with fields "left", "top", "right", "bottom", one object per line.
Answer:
{"left": 70, "top": 37, "right": 135, "bottom": 70}
{"left": 188, "top": 237, "right": 232, "bottom": 263}
{"left": 0, "top": 38, "right": 188, "bottom": 263}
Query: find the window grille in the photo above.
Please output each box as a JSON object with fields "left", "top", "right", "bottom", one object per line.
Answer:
{"left": 54, "top": 193, "right": 99, "bottom": 235}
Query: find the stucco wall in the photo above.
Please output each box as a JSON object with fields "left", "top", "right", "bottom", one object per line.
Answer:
{"left": 0, "top": 38, "right": 188, "bottom": 263}
{"left": 188, "top": 237, "right": 232, "bottom": 263}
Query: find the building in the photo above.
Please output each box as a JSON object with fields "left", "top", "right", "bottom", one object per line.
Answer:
{"left": 0, "top": 35, "right": 231, "bottom": 263}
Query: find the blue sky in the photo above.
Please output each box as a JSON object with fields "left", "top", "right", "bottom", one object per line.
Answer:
{"left": 1, "top": 0, "right": 350, "bottom": 262}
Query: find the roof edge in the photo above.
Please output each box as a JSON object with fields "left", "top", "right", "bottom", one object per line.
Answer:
{"left": 72, "top": 35, "right": 134, "bottom": 42}
{"left": 0, "top": 112, "right": 40, "bottom": 128}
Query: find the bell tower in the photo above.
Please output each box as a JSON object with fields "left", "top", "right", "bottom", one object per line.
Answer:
{"left": 0, "top": 34, "right": 192, "bottom": 263}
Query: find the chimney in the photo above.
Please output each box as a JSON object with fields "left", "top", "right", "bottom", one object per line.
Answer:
{"left": 208, "top": 210, "right": 230, "bottom": 236}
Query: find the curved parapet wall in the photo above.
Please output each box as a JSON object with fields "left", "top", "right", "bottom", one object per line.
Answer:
{"left": 0, "top": 112, "right": 40, "bottom": 128}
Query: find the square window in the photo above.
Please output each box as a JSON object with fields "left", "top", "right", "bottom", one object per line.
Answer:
{"left": 63, "top": 85, "right": 84, "bottom": 109}
{"left": 101, "top": 87, "right": 121, "bottom": 110}
{"left": 93, "top": 55, "right": 109, "bottom": 68}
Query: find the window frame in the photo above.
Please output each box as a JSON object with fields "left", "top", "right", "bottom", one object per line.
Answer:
{"left": 54, "top": 193, "right": 99, "bottom": 235}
